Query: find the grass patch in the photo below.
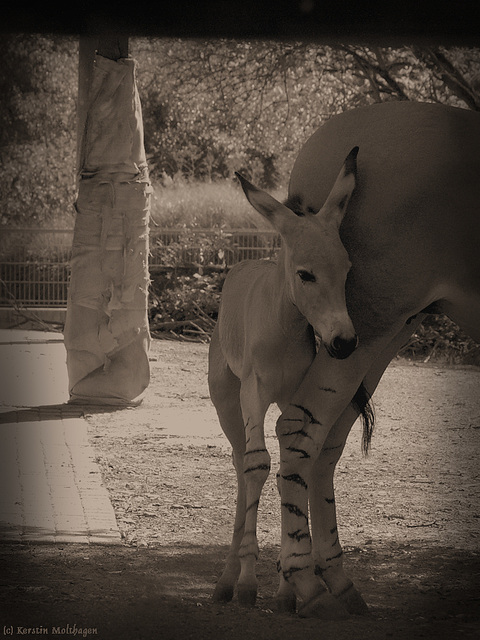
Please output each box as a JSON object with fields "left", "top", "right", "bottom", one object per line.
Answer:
{"left": 150, "top": 179, "right": 285, "bottom": 230}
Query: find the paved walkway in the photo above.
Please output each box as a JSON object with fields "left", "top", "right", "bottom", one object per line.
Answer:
{"left": 0, "top": 330, "right": 121, "bottom": 545}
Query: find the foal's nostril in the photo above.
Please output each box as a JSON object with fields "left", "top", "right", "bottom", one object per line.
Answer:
{"left": 330, "top": 334, "right": 358, "bottom": 359}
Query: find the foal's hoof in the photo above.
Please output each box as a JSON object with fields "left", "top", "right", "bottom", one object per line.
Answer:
{"left": 274, "top": 592, "right": 297, "bottom": 614}
{"left": 212, "top": 583, "right": 234, "bottom": 603}
{"left": 298, "top": 590, "right": 349, "bottom": 620}
{"left": 237, "top": 585, "right": 258, "bottom": 607}
{"left": 337, "top": 585, "right": 370, "bottom": 616}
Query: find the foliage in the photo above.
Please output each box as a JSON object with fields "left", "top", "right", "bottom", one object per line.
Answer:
{"left": 1, "top": 35, "right": 479, "bottom": 358}
{"left": 133, "top": 39, "right": 480, "bottom": 186}
{"left": 151, "top": 227, "right": 227, "bottom": 268}
{"left": 2, "top": 35, "right": 479, "bottom": 228}
{"left": 338, "top": 46, "right": 480, "bottom": 108}
{"left": 147, "top": 225, "right": 479, "bottom": 363}
{"left": 135, "top": 40, "right": 361, "bottom": 186}
{"left": 149, "top": 266, "right": 479, "bottom": 364}
{"left": 0, "top": 34, "right": 77, "bottom": 227}
{"left": 399, "top": 314, "right": 480, "bottom": 365}
{"left": 151, "top": 180, "right": 270, "bottom": 229}
{"left": 149, "top": 271, "right": 225, "bottom": 341}
{"left": 151, "top": 179, "right": 282, "bottom": 229}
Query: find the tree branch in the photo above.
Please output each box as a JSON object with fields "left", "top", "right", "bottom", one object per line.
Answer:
{"left": 413, "top": 46, "right": 480, "bottom": 111}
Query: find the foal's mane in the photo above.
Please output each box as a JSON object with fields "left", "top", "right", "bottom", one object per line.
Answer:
{"left": 283, "top": 194, "right": 318, "bottom": 217}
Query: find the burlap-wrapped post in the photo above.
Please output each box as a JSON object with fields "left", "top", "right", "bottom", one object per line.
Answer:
{"left": 64, "top": 54, "right": 151, "bottom": 405}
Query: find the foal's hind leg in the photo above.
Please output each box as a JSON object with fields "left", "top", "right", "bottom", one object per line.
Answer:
{"left": 208, "top": 334, "right": 246, "bottom": 603}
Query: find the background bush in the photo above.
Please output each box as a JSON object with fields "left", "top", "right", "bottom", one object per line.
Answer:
{"left": 1, "top": 35, "right": 479, "bottom": 362}
{"left": 2, "top": 36, "right": 480, "bottom": 227}
{"left": 149, "top": 266, "right": 480, "bottom": 365}
{"left": 147, "top": 229, "right": 480, "bottom": 365}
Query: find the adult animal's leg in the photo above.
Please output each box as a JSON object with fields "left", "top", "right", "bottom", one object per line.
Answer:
{"left": 308, "top": 317, "right": 426, "bottom": 615}
{"left": 275, "top": 318, "right": 418, "bottom": 617}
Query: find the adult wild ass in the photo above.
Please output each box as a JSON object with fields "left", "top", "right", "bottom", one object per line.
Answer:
{"left": 209, "top": 101, "right": 480, "bottom": 618}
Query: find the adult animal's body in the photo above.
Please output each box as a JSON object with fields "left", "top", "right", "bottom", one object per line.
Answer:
{"left": 210, "top": 101, "right": 480, "bottom": 618}
{"left": 275, "top": 101, "right": 480, "bottom": 617}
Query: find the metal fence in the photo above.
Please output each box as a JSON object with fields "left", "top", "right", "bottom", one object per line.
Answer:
{"left": 0, "top": 227, "right": 281, "bottom": 307}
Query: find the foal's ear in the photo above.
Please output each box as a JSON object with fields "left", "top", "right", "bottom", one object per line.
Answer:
{"left": 235, "top": 172, "right": 297, "bottom": 235}
{"left": 317, "top": 146, "right": 358, "bottom": 228}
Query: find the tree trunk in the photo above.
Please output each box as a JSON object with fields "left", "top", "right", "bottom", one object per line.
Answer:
{"left": 64, "top": 35, "right": 151, "bottom": 405}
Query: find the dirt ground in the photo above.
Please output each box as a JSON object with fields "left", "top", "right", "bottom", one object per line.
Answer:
{"left": 1, "top": 339, "right": 480, "bottom": 639}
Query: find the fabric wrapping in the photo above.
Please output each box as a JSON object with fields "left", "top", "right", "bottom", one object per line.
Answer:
{"left": 64, "top": 55, "right": 151, "bottom": 405}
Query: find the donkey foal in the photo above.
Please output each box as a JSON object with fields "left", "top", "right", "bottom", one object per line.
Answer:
{"left": 208, "top": 148, "right": 363, "bottom": 614}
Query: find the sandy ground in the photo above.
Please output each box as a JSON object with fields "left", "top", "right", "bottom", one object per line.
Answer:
{"left": 1, "top": 339, "right": 480, "bottom": 639}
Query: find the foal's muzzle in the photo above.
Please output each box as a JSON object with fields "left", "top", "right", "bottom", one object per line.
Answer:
{"left": 326, "top": 334, "right": 359, "bottom": 359}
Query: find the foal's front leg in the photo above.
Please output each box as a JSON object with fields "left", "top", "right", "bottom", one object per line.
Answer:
{"left": 237, "top": 375, "right": 271, "bottom": 606}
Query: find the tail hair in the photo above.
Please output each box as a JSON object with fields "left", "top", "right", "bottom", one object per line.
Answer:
{"left": 351, "top": 382, "right": 375, "bottom": 456}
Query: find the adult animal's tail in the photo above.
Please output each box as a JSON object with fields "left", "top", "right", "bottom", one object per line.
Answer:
{"left": 351, "top": 382, "right": 375, "bottom": 455}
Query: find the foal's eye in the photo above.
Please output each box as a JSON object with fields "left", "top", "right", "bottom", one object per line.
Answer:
{"left": 297, "top": 269, "right": 316, "bottom": 283}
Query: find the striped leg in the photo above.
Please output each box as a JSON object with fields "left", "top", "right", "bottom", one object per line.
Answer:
{"left": 210, "top": 424, "right": 247, "bottom": 603}
{"left": 309, "top": 316, "right": 425, "bottom": 614}
{"left": 213, "top": 445, "right": 246, "bottom": 603}
{"left": 277, "top": 319, "right": 425, "bottom": 617}
{"left": 209, "top": 332, "right": 247, "bottom": 603}
{"left": 274, "top": 468, "right": 298, "bottom": 613}
{"left": 276, "top": 335, "right": 392, "bottom": 618}
{"left": 209, "top": 332, "right": 271, "bottom": 606}
{"left": 275, "top": 569, "right": 298, "bottom": 613}
{"left": 236, "top": 375, "right": 271, "bottom": 606}
{"left": 309, "top": 407, "right": 369, "bottom": 615}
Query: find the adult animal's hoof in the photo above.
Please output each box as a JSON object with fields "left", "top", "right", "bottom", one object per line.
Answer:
{"left": 237, "top": 584, "right": 257, "bottom": 607}
{"left": 298, "top": 590, "right": 349, "bottom": 620}
{"left": 212, "top": 583, "right": 234, "bottom": 603}
{"left": 337, "top": 584, "right": 370, "bottom": 615}
{"left": 274, "top": 592, "right": 297, "bottom": 614}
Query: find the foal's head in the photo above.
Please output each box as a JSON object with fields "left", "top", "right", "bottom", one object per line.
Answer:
{"left": 236, "top": 147, "right": 359, "bottom": 359}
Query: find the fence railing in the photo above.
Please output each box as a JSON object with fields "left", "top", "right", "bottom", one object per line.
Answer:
{"left": 0, "top": 227, "right": 281, "bottom": 307}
